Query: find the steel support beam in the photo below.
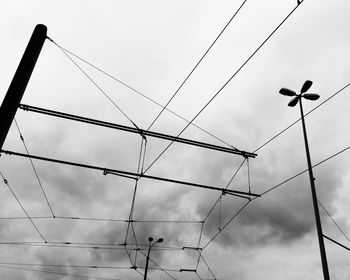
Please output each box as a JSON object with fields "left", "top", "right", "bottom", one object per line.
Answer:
{"left": 0, "top": 24, "right": 47, "bottom": 150}
{"left": 0, "top": 149, "right": 260, "bottom": 199}
{"left": 19, "top": 104, "right": 257, "bottom": 158}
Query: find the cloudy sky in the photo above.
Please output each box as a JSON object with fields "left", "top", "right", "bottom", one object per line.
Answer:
{"left": 0, "top": 0, "right": 349, "bottom": 279}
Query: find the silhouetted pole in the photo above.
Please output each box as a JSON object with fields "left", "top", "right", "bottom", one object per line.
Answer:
{"left": 144, "top": 237, "right": 163, "bottom": 280}
{"left": 298, "top": 97, "right": 330, "bottom": 280}
{"left": 0, "top": 24, "right": 47, "bottom": 150}
{"left": 279, "top": 81, "right": 329, "bottom": 280}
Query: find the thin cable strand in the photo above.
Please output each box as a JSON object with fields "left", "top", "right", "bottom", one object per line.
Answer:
{"left": 138, "top": 249, "right": 177, "bottom": 280}
{"left": 0, "top": 265, "right": 120, "bottom": 280}
{"left": 318, "top": 199, "right": 350, "bottom": 244}
{"left": 0, "top": 170, "right": 47, "bottom": 243}
{"left": 48, "top": 40, "right": 236, "bottom": 149}
{"left": 261, "top": 145, "right": 350, "bottom": 196}
{"left": 144, "top": 4, "right": 302, "bottom": 173}
{"left": 14, "top": 119, "right": 55, "bottom": 217}
{"left": 198, "top": 252, "right": 217, "bottom": 280}
{"left": 48, "top": 37, "right": 140, "bottom": 131}
{"left": 253, "top": 82, "right": 350, "bottom": 153}
{"left": 147, "top": 0, "right": 249, "bottom": 130}
{"left": 202, "top": 200, "right": 250, "bottom": 250}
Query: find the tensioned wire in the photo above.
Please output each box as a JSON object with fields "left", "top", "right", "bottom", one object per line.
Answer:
{"left": 0, "top": 265, "right": 119, "bottom": 280}
{"left": 200, "top": 145, "right": 350, "bottom": 250}
{"left": 47, "top": 37, "right": 141, "bottom": 132}
{"left": 48, "top": 40, "right": 237, "bottom": 150}
{"left": 0, "top": 170, "right": 47, "bottom": 243}
{"left": 14, "top": 118, "right": 55, "bottom": 217}
{"left": 143, "top": 2, "right": 305, "bottom": 174}
{"left": 147, "top": 0, "right": 249, "bottom": 131}
{"left": 196, "top": 80, "right": 350, "bottom": 250}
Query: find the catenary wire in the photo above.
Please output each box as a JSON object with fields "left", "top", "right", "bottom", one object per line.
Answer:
{"left": 0, "top": 170, "right": 47, "bottom": 243}
{"left": 202, "top": 200, "right": 250, "bottom": 249}
{"left": 261, "top": 145, "right": 350, "bottom": 196}
{"left": 47, "top": 37, "right": 141, "bottom": 132}
{"left": 138, "top": 249, "right": 177, "bottom": 280}
{"left": 199, "top": 81, "right": 350, "bottom": 249}
{"left": 0, "top": 216, "right": 202, "bottom": 223}
{"left": 198, "top": 252, "right": 216, "bottom": 280}
{"left": 318, "top": 199, "right": 350, "bottom": 244}
{"left": 0, "top": 242, "right": 182, "bottom": 251}
{"left": 0, "top": 262, "right": 181, "bottom": 273}
{"left": 147, "top": 0, "right": 249, "bottom": 131}
{"left": 14, "top": 118, "right": 55, "bottom": 217}
{"left": 47, "top": 40, "right": 236, "bottom": 149}
{"left": 0, "top": 265, "right": 122, "bottom": 280}
{"left": 253, "top": 82, "right": 350, "bottom": 153}
{"left": 143, "top": 3, "right": 304, "bottom": 174}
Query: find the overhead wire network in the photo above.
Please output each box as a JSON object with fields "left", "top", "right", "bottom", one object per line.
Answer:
{"left": 1, "top": 0, "right": 350, "bottom": 279}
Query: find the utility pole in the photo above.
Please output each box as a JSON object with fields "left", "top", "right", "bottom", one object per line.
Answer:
{"left": 0, "top": 24, "right": 47, "bottom": 150}
{"left": 279, "top": 81, "right": 330, "bottom": 280}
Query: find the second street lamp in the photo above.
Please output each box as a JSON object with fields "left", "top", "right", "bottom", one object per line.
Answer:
{"left": 144, "top": 237, "right": 163, "bottom": 280}
{"left": 279, "top": 80, "right": 329, "bottom": 280}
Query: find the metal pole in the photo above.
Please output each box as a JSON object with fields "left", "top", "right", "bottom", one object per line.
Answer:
{"left": 143, "top": 242, "right": 152, "bottom": 280}
{"left": 0, "top": 24, "right": 47, "bottom": 150}
{"left": 299, "top": 97, "right": 330, "bottom": 280}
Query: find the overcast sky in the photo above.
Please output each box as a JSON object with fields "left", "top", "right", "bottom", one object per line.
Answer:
{"left": 0, "top": 0, "right": 349, "bottom": 279}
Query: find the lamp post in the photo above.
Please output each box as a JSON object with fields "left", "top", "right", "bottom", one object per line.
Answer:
{"left": 279, "top": 80, "right": 329, "bottom": 280}
{"left": 144, "top": 237, "right": 163, "bottom": 280}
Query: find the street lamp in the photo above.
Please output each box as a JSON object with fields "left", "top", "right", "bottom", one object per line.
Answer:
{"left": 144, "top": 237, "right": 163, "bottom": 280}
{"left": 279, "top": 80, "right": 329, "bottom": 280}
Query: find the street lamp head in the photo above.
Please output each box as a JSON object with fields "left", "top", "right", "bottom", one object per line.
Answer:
{"left": 288, "top": 96, "right": 299, "bottom": 107}
{"left": 302, "top": 93, "right": 320, "bottom": 101}
{"left": 300, "top": 80, "right": 313, "bottom": 93}
{"left": 148, "top": 237, "right": 154, "bottom": 243}
{"left": 157, "top": 238, "right": 164, "bottom": 243}
{"left": 279, "top": 87, "right": 296, "bottom": 96}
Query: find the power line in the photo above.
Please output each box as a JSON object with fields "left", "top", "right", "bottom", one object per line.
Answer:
{"left": 0, "top": 216, "right": 203, "bottom": 223}
{"left": 318, "top": 199, "right": 350, "bottom": 244}
{"left": 253, "top": 82, "right": 350, "bottom": 153}
{"left": 0, "top": 262, "right": 132, "bottom": 270}
{"left": 323, "top": 235, "right": 350, "bottom": 252}
{"left": 0, "top": 170, "right": 47, "bottom": 243}
{"left": 47, "top": 36, "right": 141, "bottom": 132}
{"left": 0, "top": 241, "right": 183, "bottom": 251}
{"left": 138, "top": 249, "right": 177, "bottom": 280}
{"left": 198, "top": 252, "right": 217, "bottom": 280}
{"left": 50, "top": 41, "right": 237, "bottom": 150}
{"left": 202, "top": 200, "right": 250, "bottom": 250}
{"left": 261, "top": 145, "right": 350, "bottom": 196}
{"left": 14, "top": 118, "right": 55, "bottom": 217}
{"left": 0, "top": 264, "right": 122, "bottom": 280}
{"left": 143, "top": 3, "right": 304, "bottom": 173}
{"left": 147, "top": 0, "right": 249, "bottom": 131}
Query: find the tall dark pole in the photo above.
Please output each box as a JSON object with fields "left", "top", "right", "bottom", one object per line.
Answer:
{"left": 299, "top": 97, "right": 330, "bottom": 280}
{"left": 144, "top": 241, "right": 152, "bottom": 280}
{"left": 143, "top": 237, "right": 163, "bottom": 280}
{"left": 0, "top": 24, "right": 47, "bottom": 150}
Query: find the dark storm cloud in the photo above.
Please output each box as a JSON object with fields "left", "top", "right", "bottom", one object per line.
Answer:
{"left": 194, "top": 155, "right": 344, "bottom": 248}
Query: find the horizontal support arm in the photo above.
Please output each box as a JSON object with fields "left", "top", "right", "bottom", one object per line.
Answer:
{"left": 323, "top": 234, "right": 350, "bottom": 252}
{"left": 19, "top": 104, "right": 256, "bottom": 158}
{"left": 1, "top": 149, "right": 260, "bottom": 199}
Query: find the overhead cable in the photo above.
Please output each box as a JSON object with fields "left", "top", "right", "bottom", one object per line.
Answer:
{"left": 147, "top": 0, "right": 249, "bottom": 130}
{"left": 144, "top": 2, "right": 304, "bottom": 173}
{"left": 47, "top": 37, "right": 141, "bottom": 132}
{"left": 14, "top": 119, "right": 55, "bottom": 217}
{"left": 47, "top": 40, "right": 236, "bottom": 149}
{"left": 0, "top": 170, "right": 47, "bottom": 243}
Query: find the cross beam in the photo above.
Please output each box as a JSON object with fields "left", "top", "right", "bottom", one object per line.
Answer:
{"left": 19, "top": 104, "right": 257, "bottom": 158}
{"left": 1, "top": 149, "right": 260, "bottom": 199}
